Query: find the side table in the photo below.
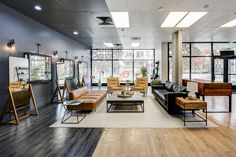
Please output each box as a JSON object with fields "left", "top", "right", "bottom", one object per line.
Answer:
{"left": 175, "top": 97, "right": 207, "bottom": 126}
{"left": 61, "top": 100, "right": 85, "bottom": 124}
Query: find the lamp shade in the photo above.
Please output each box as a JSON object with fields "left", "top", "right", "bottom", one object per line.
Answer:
{"left": 186, "top": 82, "right": 198, "bottom": 92}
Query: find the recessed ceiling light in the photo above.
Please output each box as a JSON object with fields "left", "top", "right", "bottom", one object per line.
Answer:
{"left": 176, "top": 12, "right": 208, "bottom": 27}
{"left": 220, "top": 19, "right": 236, "bottom": 27}
{"left": 34, "top": 5, "right": 42, "bottom": 11}
{"left": 158, "top": 7, "right": 164, "bottom": 12}
{"left": 111, "top": 12, "right": 129, "bottom": 28}
{"left": 161, "top": 12, "right": 188, "bottom": 27}
{"left": 203, "top": 4, "right": 209, "bottom": 9}
{"left": 131, "top": 42, "right": 139, "bottom": 47}
{"left": 104, "top": 43, "right": 114, "bottom": 48}
{"left": 73, "top": 31, "right": 78, "bottom": 35}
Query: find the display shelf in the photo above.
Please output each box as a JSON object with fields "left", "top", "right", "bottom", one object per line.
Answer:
{"left": 60, "top": 58, "right": 75, "bottom": 79}
{"left": 24, "top": 52, "right": 52, "bottom": 83}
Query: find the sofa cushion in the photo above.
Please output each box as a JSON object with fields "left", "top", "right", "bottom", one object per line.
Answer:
{"left": 69, "top": 87, "right": 89, "bottom": 100}
{"left": 173, "top": 85, "right": 186, "bottom": 92}
{"left": 80, "top": 95, "right": 100, "bottom": 99}
{"left": 153, "top": 89, "right": 169, "bottom": 100}
{"left": 165, "top": 81, "right": 174, "bottom": 92}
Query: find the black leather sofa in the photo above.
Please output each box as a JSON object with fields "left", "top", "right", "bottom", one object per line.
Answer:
{"left": 152, "top": 81, "right": 187, "bottom": 115}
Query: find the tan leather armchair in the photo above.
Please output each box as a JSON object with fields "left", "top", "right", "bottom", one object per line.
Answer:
{"left": 132, "top": 77, "right": 148, "bottom": 95}
{"left": 107, "top": 77, "right": 122, "bottom": 93}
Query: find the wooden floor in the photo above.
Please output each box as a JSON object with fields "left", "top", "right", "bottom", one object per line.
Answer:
{"left": 0, "top": 104, "right": 104, "bottom": 157}
{"left": 0, "top": 91, "right": 236, "bottom": 157}
{"left": 93, "top": 94, "right": 236, "bottom": 157}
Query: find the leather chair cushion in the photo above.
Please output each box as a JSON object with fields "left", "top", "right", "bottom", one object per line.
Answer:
{"left": 133, "top": 86, "right": 144, "bottom": 90}
{"left": 112, "top": 86, "right": 123, "bottom": 90}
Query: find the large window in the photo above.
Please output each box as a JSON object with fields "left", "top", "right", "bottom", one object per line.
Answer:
{"left": 113, "top": 50, "right": 133, "bottom": 83}
{"left": 213, "top": 43, "right": 236, "bottom": 85}
{"left": 92, "top": 50, "right": 112, "bottom": 84}
{"left": 134, "top": 50, "right": 154, "bottom": 82}
{"left": 168, "top": 42, "right": 236, "bottom": 85}
{"left": 191, "top": 43, "right": 211, "bottom": 81}
{"left": 92, "top": 49, "right": 155, "bottom": 84}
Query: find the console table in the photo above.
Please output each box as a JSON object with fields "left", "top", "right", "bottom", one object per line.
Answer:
{"left": 183, "top": 79, "right": 232, "bottom": 113}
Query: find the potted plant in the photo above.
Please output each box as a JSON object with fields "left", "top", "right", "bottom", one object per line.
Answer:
{"left": 151, "top": 79, "right": 162, "bottom": 85}
{"left": 140, "top": 66, "right": 148, "bottom": 77}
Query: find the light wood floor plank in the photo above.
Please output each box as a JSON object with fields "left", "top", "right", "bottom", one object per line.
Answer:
{"left": 93, "top": 94, "right": 236, "bottom": 157}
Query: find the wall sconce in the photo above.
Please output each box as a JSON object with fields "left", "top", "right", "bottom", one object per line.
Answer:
{"left": 53, "top": 51, "right": 58, "bottom": 57}
{"left": 65, "top": 51, "right": 68, "bottom": 59}
{"left": 7, "top": 39, "right": 15, "bottom": 48}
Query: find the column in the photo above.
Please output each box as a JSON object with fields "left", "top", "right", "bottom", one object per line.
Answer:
{"left": 172, "top": 30, "right": 183, "bottom": 85}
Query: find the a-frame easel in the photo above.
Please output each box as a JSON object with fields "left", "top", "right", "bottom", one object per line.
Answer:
{"left": 51, "top": 80, "right": 70, "bottom": 103}
{"left": 51, "top": 80, "right": 64, "bottom": 103}
{"left": 0, "top": 83, "right": 39, "bottom": 125}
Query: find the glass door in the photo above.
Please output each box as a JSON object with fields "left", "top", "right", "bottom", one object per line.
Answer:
{"left": 228, "top": 59, "right": 236, "bottom": 85}
{"left": 214, "top": 58, "right": 224, "bottom": 82}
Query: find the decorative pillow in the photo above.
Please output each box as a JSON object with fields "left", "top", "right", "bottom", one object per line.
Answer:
{"left": 165, "top": 81, "right": 174, "bottom": 92}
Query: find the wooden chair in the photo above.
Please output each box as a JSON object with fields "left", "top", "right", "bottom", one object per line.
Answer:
{"left": 132, "top": 77, "right": 148, "bottom": 95}
{"left": 107, "top": 77, "right": 122, "bottom": 93}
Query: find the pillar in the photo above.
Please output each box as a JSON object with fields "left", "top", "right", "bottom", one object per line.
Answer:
{"left": 172, "top": 30, "right": 183, "bottom": 85}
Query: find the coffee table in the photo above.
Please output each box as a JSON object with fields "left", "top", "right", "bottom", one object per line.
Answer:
{"left": 107, "top": 92, "right": 144, "bottom": 113}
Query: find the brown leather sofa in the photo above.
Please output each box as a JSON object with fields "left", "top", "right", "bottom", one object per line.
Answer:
{"left": 69, "top": 87, "right": 107, "bottom": 111}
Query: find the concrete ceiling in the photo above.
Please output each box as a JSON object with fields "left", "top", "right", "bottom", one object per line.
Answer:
{"left": 1, "top": 0, "right": 236, "bottom": 50}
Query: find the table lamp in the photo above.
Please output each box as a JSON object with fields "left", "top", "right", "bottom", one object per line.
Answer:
{"left": 186, "top": 82, "right": 198, "bottom": 99}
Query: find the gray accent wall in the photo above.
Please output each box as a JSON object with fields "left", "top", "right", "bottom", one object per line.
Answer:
{"left": 0, "top": 4, "right": 90, "bottom": 113}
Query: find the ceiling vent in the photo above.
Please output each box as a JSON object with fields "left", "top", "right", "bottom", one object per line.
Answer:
{"left": 131, "top": 36, "right": 142, "bottom": 40}
{"left": 114, "top": 43, "right": 122, "bottom": 49}
{"left": 96, "top": 16, "right": 113, "bottom": 27}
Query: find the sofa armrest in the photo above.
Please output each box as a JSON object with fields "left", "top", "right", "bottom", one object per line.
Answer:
{"left": 164, "top": 92, "right": 188, "bottom": 114}
{"left": 165, "top": 92, "right": 188, "bottom": 99}
{"left": 151, "top": 83, "right": 165, "bottom": 90}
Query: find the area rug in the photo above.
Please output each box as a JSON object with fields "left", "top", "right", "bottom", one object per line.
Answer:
{"left": 50, "top": 95, "right": 218, "bottom": 128}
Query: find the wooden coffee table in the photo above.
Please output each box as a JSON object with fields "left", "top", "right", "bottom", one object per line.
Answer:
{"left": 107, "top": 92, "right": 144, "bottom": 113}
{"left": 175, "top": 97, "right": 207, "bottom": 126}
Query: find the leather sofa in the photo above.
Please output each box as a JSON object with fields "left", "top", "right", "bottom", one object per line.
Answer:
{"left": 152, "top": 81, "right": 187, "bottom": 115}
{"left": 69, "top": 87, "right": 107, "bottom": 111}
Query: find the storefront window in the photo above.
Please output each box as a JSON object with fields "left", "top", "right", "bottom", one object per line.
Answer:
{"left": 92, "top": 49, "right": 155, "bottom": 84}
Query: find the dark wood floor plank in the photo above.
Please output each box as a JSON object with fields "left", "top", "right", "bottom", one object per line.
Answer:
{"left": 0, "top": 103, "right": 104, "bottom": 157}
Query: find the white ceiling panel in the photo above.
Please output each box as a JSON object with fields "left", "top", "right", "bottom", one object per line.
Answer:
{"left": 104, "top": 0, "right": 236, "bottom": 50}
